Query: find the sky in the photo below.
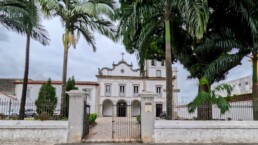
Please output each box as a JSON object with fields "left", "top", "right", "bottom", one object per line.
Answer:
{"left": 0, "top": 18, "right": 252, "bottom": 103}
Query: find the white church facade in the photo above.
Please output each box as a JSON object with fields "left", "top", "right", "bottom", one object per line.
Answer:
{"left": 96, "top": 59, "right": 179, "bottom": 117}
{"left": 1, "top": 59, "right": 179, "bottom": 117}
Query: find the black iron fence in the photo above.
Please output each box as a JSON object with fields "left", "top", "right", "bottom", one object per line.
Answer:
{"left": 0, "top": 99, "right": 68, "bottom": 120}
{"left": 156, "top": 101, "right": 256, "bottom": 121}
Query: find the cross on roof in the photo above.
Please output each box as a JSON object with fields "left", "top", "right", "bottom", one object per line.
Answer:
{"left": 121, "top": 52, "right": 125, "bottom": 61}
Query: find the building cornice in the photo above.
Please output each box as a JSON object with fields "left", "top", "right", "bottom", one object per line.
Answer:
{"left": 14, "top": 80, "right": 99, "bottom": 86}
{"left": 96, "top": 75, "right": 176, "bottom": 80}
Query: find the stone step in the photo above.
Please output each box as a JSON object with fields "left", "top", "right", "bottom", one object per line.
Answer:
{"left": 82, "top": 138, "right": 141, "bottom": 143}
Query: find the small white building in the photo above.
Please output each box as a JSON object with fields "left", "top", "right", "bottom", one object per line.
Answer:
{"left": 14, "top": 80, "right": 98, "bottom": 113}
{"left": 3, "top": 59, "right": 179, "bottom": 117}
{"left": 216, "top": 75, "right": 252, "bottom": 96}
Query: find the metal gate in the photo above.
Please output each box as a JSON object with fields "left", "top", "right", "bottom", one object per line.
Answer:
{"left": 83, "top": 101, "right": 90, "bottom": 137}
{"left": 112, "top": 105, "right": 141, "bottom": 139}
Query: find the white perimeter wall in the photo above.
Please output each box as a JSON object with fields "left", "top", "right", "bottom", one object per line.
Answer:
{"left": 0, "top": 120, "right": 68, "bottom": 143}
{"left": 154, "top": 120, "right": 258, "bottom": 143}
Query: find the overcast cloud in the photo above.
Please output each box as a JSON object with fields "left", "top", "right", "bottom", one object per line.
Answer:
{"left": 0, "top": 18, "right": 252, "bottom": 103}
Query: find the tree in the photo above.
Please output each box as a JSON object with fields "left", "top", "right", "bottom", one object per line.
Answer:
{"left": 0, "top": 0, "right": 50, "bottom": 119}
{"left": 0, "top": 0, "right": 29, "bottom": 33}
{"left": 117, "top": 0, "right": 209, "bottom": 119}
{"left": 188, "top": 77, "right": 233, "bottom": 118}
{"left": 187, "top": 0, "right": 258, "bottom": 120}
{"left": 64, "top": 76, "right": 78, "bottom": 117}
{"left": 38, "top": 0, "right": 116, "bottom": 115}
{"left": 19, "top": 0, "right": 49, "bottom": 120}
{"left": 35, "top": 78, "right": 57, "bottom": 116}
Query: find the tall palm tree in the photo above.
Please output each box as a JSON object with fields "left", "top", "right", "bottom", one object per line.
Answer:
{"left": 117, "top": 0, "right": 209, "bottom": 119}
{"left": 0, "top": 0, "right": 49, "bottom": 119}
{"left": 0, "top": 0, "right": 29, "bottom": 33}
{"left": 19, "top": 0, "right": 49, "bottom": 119}
{"left": 37, "top": 0, "right": 116, "bottom": 116}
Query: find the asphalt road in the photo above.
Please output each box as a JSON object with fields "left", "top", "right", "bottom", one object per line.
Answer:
{"left": 2, "top": 142, "right": 257, "bottom": 145}
{"left": 57, "top": 143, "right": 258, "bottom": 145}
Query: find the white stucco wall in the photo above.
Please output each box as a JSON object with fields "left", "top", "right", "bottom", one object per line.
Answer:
{"left": 0, "top": 120, "right": 68, "bottom": 143}
{"left": 154, "top": 120, "right": 258, "bottom": 143}
{"left": 99, "top": 79, "right": 144, "bottom": 97}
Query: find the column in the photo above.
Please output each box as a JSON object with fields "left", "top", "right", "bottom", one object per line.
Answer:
{"left": 66, "top": 90, "right": 87, "bottom": 143}
{"left": 127, "top": 105, "right": 131, "bottom": 117}
{"left": 99, "top": 104, "right": 103, "bottom": 117}
{"left": 113, "top": 105, "right": 117, "bottom": 117}
{"left": 140, "top": 91, "right": 155, "bottom": 143}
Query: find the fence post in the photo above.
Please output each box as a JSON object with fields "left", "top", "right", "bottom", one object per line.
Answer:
{"left": 140, "top": 91, "right": 155, "bottom": 143}
{"left": 66, "top": 90, "right": 87, "bottom": 143}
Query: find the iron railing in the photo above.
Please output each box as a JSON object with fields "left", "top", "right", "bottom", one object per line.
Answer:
{"left": 156, "top": 101, "right": 256, "bottom": 121}
{"left": 0, "top": 99, "right": 68, "bottom": 120}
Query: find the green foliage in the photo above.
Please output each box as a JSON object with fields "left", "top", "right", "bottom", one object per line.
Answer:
{"left": 199, "top": 77, "right": 209, "bottom": 86}
{"left": 37, "top": 0, "right": 116, "bottom": 50}
{"left": 66, "top": 76, "right": 78, "bottom": 91}
{"left": 35, "top": 78, "right": 57, "bottom": 116}
{"left": 117, "top": 0, "right": 209, "bottom": 72}
{"left": 64, "top": 76, "right": 78, "bottom": 117}
{"left": 188, "top": 78, "right": 233, "bottom": 114}
{"left": 136, "top": 114, "right": 141, "bottom": 123}
{"left": 89, "top": 113, "right": 97, "bottom": 124}
{"left": 38, "top": 112, "right": 49, "bottom": 121}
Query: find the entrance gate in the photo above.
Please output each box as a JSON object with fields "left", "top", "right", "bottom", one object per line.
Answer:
{"left": 83, "top": 101, "right": 90, "bottom": 137}
{"left": 112, "top": 104, "right": 141, "bottom": 139}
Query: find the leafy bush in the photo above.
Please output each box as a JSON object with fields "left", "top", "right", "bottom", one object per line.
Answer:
{"left": 39, "top": 112, "right": 49, "bottom": 121}
{"left": 188, "top": 77, "right": 232, "bottom": 114}
{"left": 35, "top": 78, "right": 57, "bottom": 116}
{"left": 65, "top": 76, "right": 78, "bottom": 117}
{"left": 136, "top": 114, "right": 141, "bottom": 123}
{"left": 0, "top": 113, "right": 6, "bottom": 120}
{"left": 89, "top": 113, "right": 97, "bottom": 124}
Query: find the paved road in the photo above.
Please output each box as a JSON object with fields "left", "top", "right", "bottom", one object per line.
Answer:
{"left": 0, "top": 142, "right": 54, "bottom": 145}
{"left": 59, "top": 143, "right": 258, "bottom": 145}
{"left": 2, "top": 142, "right": 258, "bottom": 145}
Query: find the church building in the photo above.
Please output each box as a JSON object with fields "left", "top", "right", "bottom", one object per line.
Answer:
{"left": 0, "top": 58, "right": 179, "bottom": 117}
{"left": 96, "top": 58, "right": 179, "bottom": 117}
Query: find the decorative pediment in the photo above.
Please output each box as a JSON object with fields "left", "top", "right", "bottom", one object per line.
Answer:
{"left": 98, "top": 60, "right": 140, "bottom": 76}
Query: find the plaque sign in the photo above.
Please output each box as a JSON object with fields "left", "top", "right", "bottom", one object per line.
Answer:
{"left": 145, "top": 103, "right": 152, "bottom": 112}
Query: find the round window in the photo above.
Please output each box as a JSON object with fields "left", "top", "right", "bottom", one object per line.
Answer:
{"left": 121, "top": 69, "right": 124, "bottom": 73}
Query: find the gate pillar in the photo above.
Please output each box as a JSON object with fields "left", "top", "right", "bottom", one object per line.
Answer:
{"left": 140, "top": 91, "right": 155, "bottom": 143}
{"left": 66, "top": 90, "right": 87, "bottom": 143}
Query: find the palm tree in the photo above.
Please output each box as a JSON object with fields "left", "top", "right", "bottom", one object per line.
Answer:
{"left": 194, "top": 0, "right": 258, "bottom": 120}
{"left": 19, "top": 0, "right": 49, "bottom": 119}
{"left": 37, "top": 0, "right": 116, "bottom": 116}
{"left": 117, "top": 0, "right": 209, "bottom": 119}
{"left": 0, "top": 0, "right": 49, "bottom": 119}
{"left": 0, "top": 0, "right": 29, "bottom": 33}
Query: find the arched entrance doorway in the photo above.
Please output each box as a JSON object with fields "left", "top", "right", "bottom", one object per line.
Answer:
{"left": 156, "top": 104, "right": 163, "bottom": 117}
{"left": 102, "top": 99, "right": 113, "bottom": 117}
{"left": 131, "top": 100, "right": 140, "bottom": 117}
{"left": 117, "top": 100, "right": 127, "bottom": 117}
